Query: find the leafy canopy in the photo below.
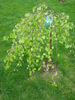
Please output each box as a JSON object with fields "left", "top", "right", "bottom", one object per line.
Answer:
{"left": 4, "top": 3, "right": 74, "bottom": 76}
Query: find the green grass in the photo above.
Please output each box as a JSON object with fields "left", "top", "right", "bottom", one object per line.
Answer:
{"left": 0, "top": 0, "right": 75, "bottom": 100}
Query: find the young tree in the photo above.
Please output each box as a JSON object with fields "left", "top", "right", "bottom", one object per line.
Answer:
{"left": 4, "top": 3, "right": 74, "bottom": 76}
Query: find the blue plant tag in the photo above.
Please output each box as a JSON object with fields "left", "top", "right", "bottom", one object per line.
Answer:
{"left": 45, "top": 16, "right": 53, "bottom": 23}
{"left": 44, "top": 16, "right": 53, "bottom": 29}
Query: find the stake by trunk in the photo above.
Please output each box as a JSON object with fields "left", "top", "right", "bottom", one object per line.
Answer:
{"left": 49, "top": 31, "right": 52, "bottom": 70}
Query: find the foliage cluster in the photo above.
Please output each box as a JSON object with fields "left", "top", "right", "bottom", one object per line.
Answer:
{"left": 4, "top": 3, "right": 74, "bottom": 76}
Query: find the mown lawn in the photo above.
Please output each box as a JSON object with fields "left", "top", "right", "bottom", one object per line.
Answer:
{"left": 0, "top": 0, "right": 75, "bottom": 100}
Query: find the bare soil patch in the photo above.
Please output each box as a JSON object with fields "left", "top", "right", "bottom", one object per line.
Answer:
{"left": 41, "top": 61, "right": 62, "bottom": 82}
